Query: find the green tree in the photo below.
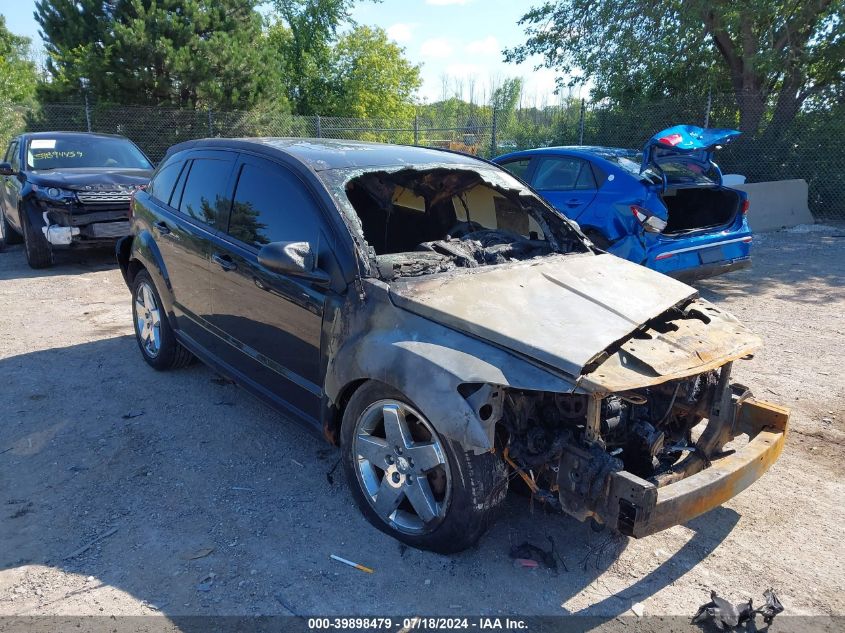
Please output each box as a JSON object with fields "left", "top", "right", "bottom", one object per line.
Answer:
{"left": 330, "top": 26, "right": 420, "bottom": 120}
{"left": 0, "top": 15, "right": 38, "bottom": 104}
{"left": 490, "top": 77, "right": 523, "bottom": 131}
{"left": 36, "top": 0, "right": 279, "bottom": 109}
{"left": 505, "top": 0, "right": 845, "bottom": 136}
{"left": 270, "top": 0, "right": 359, "bottom": 114}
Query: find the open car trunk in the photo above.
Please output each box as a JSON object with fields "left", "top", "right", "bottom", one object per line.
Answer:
{"left": 661, "top": 186, "right": 741, "bottom": 234}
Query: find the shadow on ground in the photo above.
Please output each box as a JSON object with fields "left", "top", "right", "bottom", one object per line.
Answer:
{"left": 694, "top": 230, "right": 845, "bottom": 304}
{"left": 1, "top": 336, "right": 738, "bottom": 619}
{"left": 0, "top": 244, "right": 118, "bottom": 282}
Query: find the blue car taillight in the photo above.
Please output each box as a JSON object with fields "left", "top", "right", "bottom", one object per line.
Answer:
{"left": 631, "top": 205, "right": 667, "bottom": 233}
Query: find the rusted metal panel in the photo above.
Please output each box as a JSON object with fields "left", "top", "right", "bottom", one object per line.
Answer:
{"left": 627, "top": 399, "right": 788, "bottom": 537}
{"left": 578, "top": 300, "right": 761, "bottom": 393}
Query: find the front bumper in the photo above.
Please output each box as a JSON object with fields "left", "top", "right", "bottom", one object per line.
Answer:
{"left": 40, "top": 209, "right": 131, "bottom": 247}
{"left": 561, "top": 398, "right": 788, "bottom": 537}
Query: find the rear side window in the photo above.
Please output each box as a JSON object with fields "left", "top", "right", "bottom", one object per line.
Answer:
{"left": 228, "top": 160, "right": 320, "bottom": 249}
{"left": 532, "top": 157, "right": 585, "bottom": 190}
{"left": 499, "top": 158, "right": 531, "bottom": 180}
{"left": 179, "top": 158, "right": 236, "bottom": 225}
{"left": 148, "top": 161, "right": 184, "bottom": 206}
{"left": 574, "top": 163, "right": 597, "bottom": 190}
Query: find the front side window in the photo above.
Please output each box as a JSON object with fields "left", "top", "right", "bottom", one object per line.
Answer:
{"left": 179, "top": 158, "right": 236, "bottom": 226}
{"left": 25, "top": 135, "right": 152, "bottom": 171}
{"left": 227, "top": 161, "right": 320, "bottom": 249}
{"left": 499, "top": 158, "right": 531, "bottom": 181}
{"left": 147, "top": 161, "right": 184, "bottom": 206}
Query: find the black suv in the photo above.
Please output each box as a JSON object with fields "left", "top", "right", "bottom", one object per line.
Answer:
{"left": 117, "top": 138, "right": 786, "bottom": 553}
{"left": 0, "top": 132, "right": 153, "bottom": 268}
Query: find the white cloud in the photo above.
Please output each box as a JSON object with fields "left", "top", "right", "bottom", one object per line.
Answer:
{"left": 444, "top": 63, "right": 483, "bottom": 77}
{"left": 465, "top": 36, "right": 500, "bottom": 57}
{"left": 425, "top": 0, "right": 472, "bottom": 5}
{"left": 420, "top": 38, "right": 454, "bottom": 59}
{"left": 386, "top": 23, "right": 415, "bottom": 43}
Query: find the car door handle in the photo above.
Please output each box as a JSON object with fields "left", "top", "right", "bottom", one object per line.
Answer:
{"left": 566, "top": 198, "right": 583, "bottom": 207}
{"left": 153, "top": 221, "right": 171, "bottom": 235}
{"left": 212, "top": 252, "right": 238, "bottom": 272}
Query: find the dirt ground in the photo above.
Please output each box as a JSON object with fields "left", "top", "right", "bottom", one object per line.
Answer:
{"left": 1, "top": 225, "right": 843, "bottom": 623}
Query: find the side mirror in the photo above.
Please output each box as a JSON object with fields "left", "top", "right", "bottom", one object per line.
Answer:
{"left": 258, "top": 240, "right": 330, "bottom": 284}
{"left": 0, "top": 162, "right": 14, "bottom": 177}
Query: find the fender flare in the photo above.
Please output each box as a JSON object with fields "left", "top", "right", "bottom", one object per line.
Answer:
{"left": 130, "top": 229, "right": 176, "bottom": 320}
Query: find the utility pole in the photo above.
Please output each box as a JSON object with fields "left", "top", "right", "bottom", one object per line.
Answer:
{"left": 80, "top": 77, "right": 92, "bottom": 133}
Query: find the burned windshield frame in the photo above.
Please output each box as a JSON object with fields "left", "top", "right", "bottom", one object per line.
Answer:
{"left": 318, "top": 164, "right": 590, "bottom": 279}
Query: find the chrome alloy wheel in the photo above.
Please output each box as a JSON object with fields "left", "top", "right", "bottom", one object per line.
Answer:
{"left": 353, "top": 400, "right": 451, "bottom": 534}
{"left": 134, "top": 281, "right": 162, "bottom": 358}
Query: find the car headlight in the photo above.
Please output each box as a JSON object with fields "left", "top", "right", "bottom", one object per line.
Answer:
{"left": 32, "top": 184, "right": 77, "bottom": 203}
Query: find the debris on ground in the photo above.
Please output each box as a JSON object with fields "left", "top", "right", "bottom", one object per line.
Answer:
{"left": 196, "top": 572, "right": 216, "bottom": 592}
{"left": 509, "top": 540, "right": 560, "bottom": 571}
{"left": 630, "top": 602, "right": 645, "bottom": 617}
{"left": 121, "top": 411, "right": 145, "bottom": 419}
{"left": 62, "top": 526, "right": 118, "bottom": 560}
{"left": 513, "top": 558, "right": 539, "bottom": 569}
{"left": 326, "top": 458, "right": 341, "bottom": 485}
{"left": 757, "top": 588, "right": 785, "bottom": 625}
{"left": 330, "top": 553, "right": 374, "bottom": 573}
{"left": 183, "top": 547, "right": 214, "bottom": 560}
{"left": 691, "top": 588, "right": 784, "bottom": 629}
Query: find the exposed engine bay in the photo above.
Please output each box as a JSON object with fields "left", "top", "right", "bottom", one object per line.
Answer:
{"left": 343, "top": 167, "right": 587, "bottom": 279}
{"left": 499, "top": 371, "right": 717, "bottom": 491}
{"left": 462, "top": 358, "right": 787, "bottom": 537}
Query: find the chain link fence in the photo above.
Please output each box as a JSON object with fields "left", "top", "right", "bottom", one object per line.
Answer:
{"left": 2, "top": 95, "right": 842, "bottom": 220}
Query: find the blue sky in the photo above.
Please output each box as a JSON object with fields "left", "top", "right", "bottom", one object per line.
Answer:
{"left": 2, "top": 0, "right": 579, "bottom": 105}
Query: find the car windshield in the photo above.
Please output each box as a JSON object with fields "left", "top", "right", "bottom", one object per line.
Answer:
{"left": 605, "top": 152, "right": 716, "bottom": 185}
{"left": 323, "top": 164, "right": 590, "bottom": 279}
{"left": 26, "top": 136, "right": 152, "bottom": 171}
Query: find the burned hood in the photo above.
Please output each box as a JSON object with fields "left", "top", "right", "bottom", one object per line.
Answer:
{"left": 388, "top": 253, "right": 700, "bottom": 379}
{"left": 27, "top": 168, "right": 153, "bottom": 190}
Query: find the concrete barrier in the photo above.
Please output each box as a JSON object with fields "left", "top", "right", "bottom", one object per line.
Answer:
{"left": 731, "top": 179, "right": 814, "bottom": 232}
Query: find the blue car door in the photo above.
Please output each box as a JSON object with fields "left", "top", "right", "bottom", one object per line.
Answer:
{"left": 529, "top": 155, "right": 598, "bottom": 221}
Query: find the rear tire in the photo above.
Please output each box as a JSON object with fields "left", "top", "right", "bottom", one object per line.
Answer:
{"left": 340, "top": 381, "right": 508, "bottom": 553}
{"left": 584, "top": 228, "right": 611, "bottom": 251}
{"left": 22, "top": 212, "right": 52, "bottom": 268}
{"left": 132, "top": 269, "right": 193, "bottom": 370}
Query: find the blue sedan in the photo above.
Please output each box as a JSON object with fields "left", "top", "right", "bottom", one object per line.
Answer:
{"left": 494, "top": 125, "right": 752, "bottom": 281}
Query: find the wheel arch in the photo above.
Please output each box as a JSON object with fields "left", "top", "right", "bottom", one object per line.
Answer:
{"left": 323, "top": 302, "right": 580, "bottom": 453}
{"left": 129, "top": 229, "right": 176, "bottom": 319}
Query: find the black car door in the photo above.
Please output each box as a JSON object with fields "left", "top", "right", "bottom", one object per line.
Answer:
{"left": 150, "top": 150, "right": 238, "bottom": 350}
{"left": 1, "top": 140, "right": 22, "bottom": 229}
{"left": 206, "top": 154, "right": 335, "bottom": 425}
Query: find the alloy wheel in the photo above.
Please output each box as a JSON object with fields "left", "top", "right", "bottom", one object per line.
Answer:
{"left": 353, "top": 400, "right": 451, "bottom": 534}
{"left": 135, "top": 281, "right": 162, "bottom": 358}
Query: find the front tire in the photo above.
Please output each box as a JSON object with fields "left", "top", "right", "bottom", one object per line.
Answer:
{"left": 132, "top": 269, "right": 193, "bottom": 370}
{"left": 22, "top": 212, "right": 52, "bottom": 268}
{"left": 1, "top": 207, "right": 23, "bottom": 249}
{"left": 340, "top": 381, "right": 508, "bottom": 553}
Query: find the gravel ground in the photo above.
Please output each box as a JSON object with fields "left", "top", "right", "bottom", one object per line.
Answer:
{"left": 0, "top": 225, "right": 843, "bottom": 622}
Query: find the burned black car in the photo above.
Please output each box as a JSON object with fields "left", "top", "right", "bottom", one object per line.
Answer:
{"left": 117, "top": 138, "right": 788, "bottom": 553}
{"left": 0, "top": 132, "right": 153, "bottom": 268}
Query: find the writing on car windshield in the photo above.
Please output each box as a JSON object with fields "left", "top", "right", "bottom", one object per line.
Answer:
{"left": 26, "top": 137, "right": 152, "bottom": 170}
